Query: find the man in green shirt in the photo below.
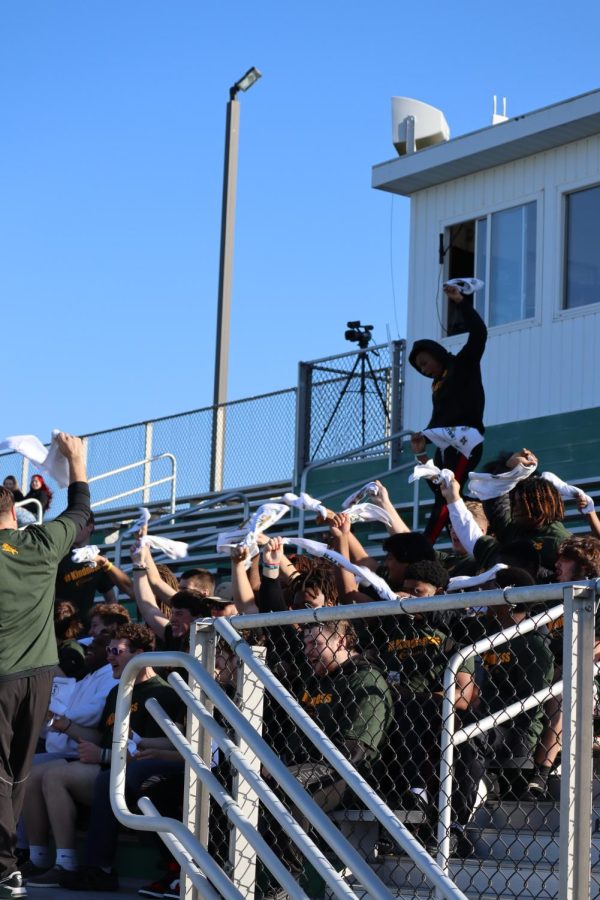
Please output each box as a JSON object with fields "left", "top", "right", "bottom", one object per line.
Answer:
{"left": 0, "top": 433, "right": 90, "bottom": 899}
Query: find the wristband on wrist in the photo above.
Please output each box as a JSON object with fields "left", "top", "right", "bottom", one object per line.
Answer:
{"left": 102, "top": 561, "right": 114, "bottom": 572}
{"left": 263, "top": 563, "right": 280, "bottom": 570}
{"left": 132, "top": 565, "right": 147, "bottom": 572}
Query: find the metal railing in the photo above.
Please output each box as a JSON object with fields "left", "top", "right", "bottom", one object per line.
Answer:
{"left": 297, "top": 429, "right": 418, "bottom": 535}
{"left": 109, "top": 581, "right": 599, "bottom": 899}
{"left": 113, "top": 490, "right": 250, "bottom": 568}
{"left": 88, "top": 452, "right": 177, "bottom": 514}
{"left": 15, "top": 497, "right": 43, "bottom": 526}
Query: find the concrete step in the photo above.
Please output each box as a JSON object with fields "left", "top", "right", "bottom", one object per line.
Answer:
{"left": 468, "top": 826, "right": 600, "bottom": 865}
{"left": 343, "top": 857, "right": 600, "bottom": 899}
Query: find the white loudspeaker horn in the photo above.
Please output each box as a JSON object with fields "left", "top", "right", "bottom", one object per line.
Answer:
{"left": 391, "top": 97, "right": 450, "bottom": 156}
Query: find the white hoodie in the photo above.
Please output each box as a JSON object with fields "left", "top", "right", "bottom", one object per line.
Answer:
{"left": 46, "top": 663, "right": 115, "bottom": 757}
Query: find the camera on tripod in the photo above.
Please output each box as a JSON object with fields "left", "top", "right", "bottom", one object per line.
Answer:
{"left": 344, "top": 321, "right": 374, "bottom": 350}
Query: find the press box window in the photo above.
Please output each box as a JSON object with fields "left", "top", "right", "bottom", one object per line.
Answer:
{"left": 444, "top": 201, "right": 537, "bottom": 335}
{"left": 564, "top": 185, "right": 600, "bottom": 310}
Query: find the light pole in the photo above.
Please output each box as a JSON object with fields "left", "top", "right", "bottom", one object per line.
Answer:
{"left": 210, "top": 67, "right": 262, "bottom": 493}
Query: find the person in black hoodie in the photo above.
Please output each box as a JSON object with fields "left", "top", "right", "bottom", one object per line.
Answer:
{"left": 409, "top": 282, "right": 487, "bottom": 542}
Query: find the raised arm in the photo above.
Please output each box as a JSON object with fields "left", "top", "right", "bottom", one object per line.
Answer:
{"left": 93, "top": 554, "right": 134, "bottom": 599}
{"left": 330, "top": 516, "right": 375, "bottom": 604}
{"left": 447, "top": 285, "right": 487, "bottom": 364}
{"left": 371, "top": 480, "right": 410, "bottom": 534}
{"left": 131, "top": 543, "right": 169, "bottom": 640}
{"left": 144, "top": 548, "right": 177, "bottom": 606}
{"left": 440, "top": 476, "right": 483, "bottom": 556}
{"left": 230, "top": 548, "right": 258, "bottom": 614}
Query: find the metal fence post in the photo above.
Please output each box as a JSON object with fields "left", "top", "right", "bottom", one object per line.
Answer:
{"left": 294, "top": 362, "right": 312, "bottom": 487}
{"left": 20, "top": 456, "right": 29, "bottom": 494}
{"left": 143, "top": 422, "right": 153, "bottom": 505}
{"left": 229, "top": 645, "right": 266, "bottom": 893}
{"left": 389, "top": 339, "right": 405, "bottom": 468}
{"left": 183, "top": 623, "right": 216, "bottom": 900}
{"left": 559, "top": 584, "right": 595, "bottom": 900}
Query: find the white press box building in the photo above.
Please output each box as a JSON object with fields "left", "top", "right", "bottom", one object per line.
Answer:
{"left": 372, "top": 90, "right": 600, "bottom": 481}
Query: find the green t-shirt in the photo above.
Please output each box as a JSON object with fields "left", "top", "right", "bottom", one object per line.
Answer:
{"left": 298, "top": 657, "right": 393, "bottom": 764}
{"left": 359, "top": 615, "right": 475, "bottom": 695}
{"left": 99, "top": 675, "right": 185, "bottom": 750}
{"left": 0, "top": 515, "right": 77, "bottom": 679}
{"left": 474, "top": 521, "right": 571, "bottom": 572}
{"left": 480, "top": 630, "right": 554, "bottom": 748}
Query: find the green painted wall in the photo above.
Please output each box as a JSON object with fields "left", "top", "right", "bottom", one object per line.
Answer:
{"left": 303, "top": 406, "right": 600, "bottom": 508}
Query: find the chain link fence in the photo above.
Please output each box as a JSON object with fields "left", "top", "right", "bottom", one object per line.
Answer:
{"left": 296, "top": 341, "right": 405, "bottom": 473}
{"left": 0, "top": 388, "right": 298, "bottom": 517}
{"left": 110, "top": 578, "right": 600, "bottom": 899}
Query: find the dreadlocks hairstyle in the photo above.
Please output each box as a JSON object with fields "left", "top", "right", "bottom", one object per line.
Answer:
{"left": 511, "top": 476, "right": 564, "bottom": 529}
{"left": 557, "top": 536, "right": 600, "bottom": 579}
{"left": 287, "top": 554, "right": 317, "bottom": 576}
{"left": 291, "top": 561, "right": 339, "bottom": 606}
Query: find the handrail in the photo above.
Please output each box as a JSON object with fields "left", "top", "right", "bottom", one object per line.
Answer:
{"left": 214, "top": 616, "right": 468, "bottom": 900}
{"left": 111, "top": 651, "right": 368, "bottom": 900}
{"left": 436, "top": 602, "right": 568, "bottom": 875}
{"left": 297, "top": 429, "right": 415, "bottom": 535}
{"left": 114, "top": 490, "right": 250, "bottom": 568}
{"left": 89, "top": 453, "right": 177, "bottom": 515}
{"left": 15, "top": 497, "right": 43, "bottom": 526}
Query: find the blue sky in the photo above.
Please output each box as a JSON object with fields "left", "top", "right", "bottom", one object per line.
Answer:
{"left": 2, "top": 0, "right": 599, "bottom": 439}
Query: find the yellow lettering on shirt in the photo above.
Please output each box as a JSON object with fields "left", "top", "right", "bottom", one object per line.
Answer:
{"left": 482, "top": 650, "right": 512, "bottom": 667}
{"left": 301, "top": 691, "right": 332, "bottom": 707}
{"left": 64, "top": 565, "right": 96, "bottom": 583}
{"left": 386, "top": 635, "right": 442, "bottom": 653}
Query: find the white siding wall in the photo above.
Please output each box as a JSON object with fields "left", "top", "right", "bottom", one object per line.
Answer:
{"left": 404, "top": 134, "right": 600, "bottom": 432}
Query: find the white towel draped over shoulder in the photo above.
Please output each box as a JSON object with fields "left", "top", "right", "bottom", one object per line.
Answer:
{"left": 0, "top": 429, "right": 70, "bottom": 487}
{"left": 422, "top": 427, "right": 484, "bottom": 460}
{"left": 541, "top": 471, "right": 594, "bottom": 514}
{"left": 278, "top": 492, "right": 328, "bottom": 519}
{"left": 467, "top": 462, "right": 537, "bottom": 500}
{"left": 343, "top": 482, "right": 379, "bottom": 509}
{"left": 409, "top": 460, "right": 455, "bottom": 488}
{"left": 283, "top": 537, "right": 400, "bottom": 603}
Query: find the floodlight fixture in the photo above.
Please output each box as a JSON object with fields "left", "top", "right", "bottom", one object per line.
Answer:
{"left": 230, "top": 67, "right": 262, "bottom": 100}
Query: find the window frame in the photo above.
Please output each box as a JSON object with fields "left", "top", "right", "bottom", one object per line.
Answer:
{"left": 441, "top": 192, "right": 543, "bottom": 338}
{"left": 558, "top": 178, "right": 600, "bottom": 319}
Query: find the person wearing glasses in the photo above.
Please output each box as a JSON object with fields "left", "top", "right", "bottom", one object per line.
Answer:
{"left": 21, "top": 623, "right": 184, "bottom": 892}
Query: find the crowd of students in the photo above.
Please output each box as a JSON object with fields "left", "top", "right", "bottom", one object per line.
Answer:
{"left": 5, "top": 437, "right": 598, "bottom": 900}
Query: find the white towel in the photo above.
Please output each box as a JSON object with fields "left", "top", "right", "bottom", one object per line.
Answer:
{"left": 282, "top": 537, "right": 400, "bottom": 603}
{"left": 125, "top": 508, "right": 188, "bottom": 559}
{"left": 409, "top": 460, "right": 455, "bottom": 488}
{"left": 343, "top": 482, "right": 380, "bottom": 509}
{"left": 541, "top": 471, "right": 594, "bottom": 514}
{"left": 141, "top": 535, "right": 188, "bottom": 560}
{"left": 448, "top": 563, "right": 508, "bottom": 593}
{"left": 443, "top": 277, "right": 485, "bottom": 295}
{"left": 0, "top": 430, "right": 70, "bottom": 487}
{"left": 343, "top": 502, "right": 393, "bottom": 529}
{"left": 278, "top": 492, "right": 328, "bottom": 519}
{"left": 126, "top": 507, "right": 152, "bottom": 534}
{"left": 217, "top": 503, "right": 289, "bottom": 567}
{"left": 72, "top": 545, "right": 101, "bottom": 567}
{"left": 467, "top": 461, "right": 536, "bottom": 500}
{"left": 422, "top": 426, "right": 484, "bottom": 459}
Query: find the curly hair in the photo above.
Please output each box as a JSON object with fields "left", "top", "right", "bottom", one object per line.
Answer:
{"left": 291, "top": 561, "right": 339, "bottom": 606}
{"left": 557, "top": 536, "right": 600, "bottom": 579}
{"left": 511, "top": 476, "right": 565, "bottom": 529}
{"left": 404, "top": 559, "right": 450, "bottom": 591}
{"left": 113, "top": 622, "right": 156, "bottom": 653}
{"left": 54, "top": 600, "right": 84, "bottom": 641}
{"left": 156, "top": 564, "right": 179, "bottom": 592}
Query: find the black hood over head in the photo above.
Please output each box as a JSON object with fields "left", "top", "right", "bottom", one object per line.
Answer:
{"left": 408, "top": 340, "right": 450, "bottom": 375}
